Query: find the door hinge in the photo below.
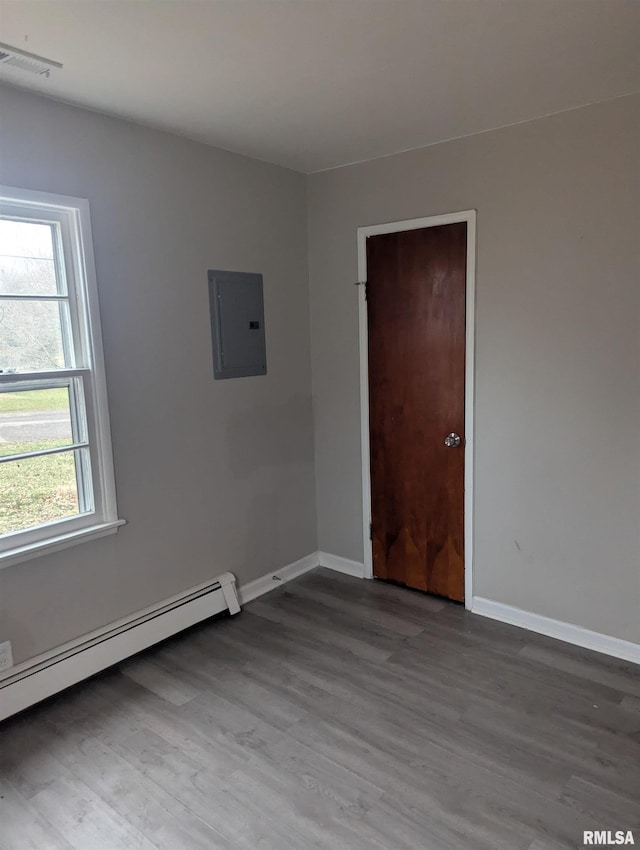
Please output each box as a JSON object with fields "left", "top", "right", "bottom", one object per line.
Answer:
{"left": 369, "top": 521, "right": 372, "bottom": 540}
{"left": 355, "top": 280, "right": 368, "bottom": 300}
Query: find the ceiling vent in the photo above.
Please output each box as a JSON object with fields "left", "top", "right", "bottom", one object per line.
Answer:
{"left": 0, "top": 43, "right": 62, "bottom": 78}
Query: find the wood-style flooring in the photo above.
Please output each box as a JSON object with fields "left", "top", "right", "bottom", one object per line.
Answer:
{"left": 1, "top": 568, "right": 638, "bottom": 849}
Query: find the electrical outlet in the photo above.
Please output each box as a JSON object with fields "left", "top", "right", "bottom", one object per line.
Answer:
{"left": 0, "top": 640, "right": 13, "bottom": 672}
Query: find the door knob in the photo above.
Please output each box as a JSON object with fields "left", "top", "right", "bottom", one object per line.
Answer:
{"left": 444, "top": 433, "right": 461, "bottom": 447}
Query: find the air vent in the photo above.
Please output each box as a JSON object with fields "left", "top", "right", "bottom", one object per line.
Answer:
{"left": 0, "top": 43, "right": 62, "bottom": 78}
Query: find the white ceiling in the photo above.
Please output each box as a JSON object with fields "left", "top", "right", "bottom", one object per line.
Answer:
{"left": 0, "top": 0, "right": 638, "bottom": 173}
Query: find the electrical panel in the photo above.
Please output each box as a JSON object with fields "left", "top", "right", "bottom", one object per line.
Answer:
{"left": 208, "top": 269, "right": 267, "bottom": 379}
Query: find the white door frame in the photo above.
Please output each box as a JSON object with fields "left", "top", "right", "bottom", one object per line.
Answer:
{"left": 357, "top": 210, "right": 476, "bottom": 609}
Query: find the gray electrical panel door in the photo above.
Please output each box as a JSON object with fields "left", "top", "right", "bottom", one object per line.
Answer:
{"left": 208, "top": 269, "right": 267, "bottom": 379}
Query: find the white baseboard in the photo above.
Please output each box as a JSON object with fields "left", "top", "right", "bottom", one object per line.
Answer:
{"left": 318, "top": 551, "right": 365, "bottom": 578}
{"left": 0, "top": 572, "right": 240, "bottom": 722}
{"left": 472, "top": 597, "right": 640, "bottom": 665}
{"left": 239, "top": 554, "right": 639, "bottom": 666}
{"left": 237, "top": 550, "right": 366, "bottom": 604}
{"left": 238, "top": 553, "right": 320, "bottom": 605}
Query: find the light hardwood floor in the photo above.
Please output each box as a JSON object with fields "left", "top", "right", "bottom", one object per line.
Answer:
{"left": 1, "top": 568, "right": 638, "bottom": 849}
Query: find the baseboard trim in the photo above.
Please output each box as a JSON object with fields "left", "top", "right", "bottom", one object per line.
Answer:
{"left": 238, "top": 555, "right": 640, "bottom": 665}
{"left": 472, "top": 597, "right": 640, "bottom": 664}
{"left": 237, "top": 553, "right": 320, "bottom": 605}
{"left": 318, "top": 551, "right": 365, "bottom": 578}
{"left": 237, "top": 551, "right": 367, "bottom": 603}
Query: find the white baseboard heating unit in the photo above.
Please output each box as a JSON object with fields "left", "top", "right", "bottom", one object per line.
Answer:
{"left": 0, "top": 572, "right": 240, "bottom": 722}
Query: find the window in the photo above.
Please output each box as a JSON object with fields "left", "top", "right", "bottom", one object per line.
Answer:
{"left": 0, "top": 186, "right": 123, "bottom": 565}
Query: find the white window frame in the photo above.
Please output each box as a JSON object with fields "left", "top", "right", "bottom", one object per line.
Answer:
{"left": 0, "top": 185, "right": 124, "bottom": 567}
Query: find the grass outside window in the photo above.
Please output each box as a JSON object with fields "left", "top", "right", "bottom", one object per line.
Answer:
{"left": 0, "top": 440, "right": 80, "bottom": 535}
{"left": 0, "top": 389, "right": 80, "bottom": 535}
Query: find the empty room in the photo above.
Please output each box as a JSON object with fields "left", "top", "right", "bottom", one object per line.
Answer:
{"left": 0, "top": 1, "right": 638, "bottom": 848}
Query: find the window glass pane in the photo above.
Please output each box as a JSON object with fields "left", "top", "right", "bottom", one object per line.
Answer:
{"left": 0, "top": 299, "right": 70, "bottom": 371}
{"left": 0, "top": 449, "right": 82, "bottom": 535}
{"left": 0, "top": 387, "right": 73, "bottom": 458}
{"left": 0, "top": 220, "right": 59, "bottom": 295}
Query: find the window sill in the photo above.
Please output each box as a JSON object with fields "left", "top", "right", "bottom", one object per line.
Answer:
{"left": 0, "top": 520, "right": 126, "bottom": 569}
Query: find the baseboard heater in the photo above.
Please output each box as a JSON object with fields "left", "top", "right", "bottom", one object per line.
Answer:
{"left": 0, "top": 572, "right": 240, "bottom": 722}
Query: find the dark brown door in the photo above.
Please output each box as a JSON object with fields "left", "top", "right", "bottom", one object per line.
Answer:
{"left": 367, "top": 223, "right": 466, "bottom": 601}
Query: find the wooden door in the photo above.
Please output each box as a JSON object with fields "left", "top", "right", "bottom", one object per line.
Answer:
{"left": 367, "top": 223, "right": 466, "bottom": 601}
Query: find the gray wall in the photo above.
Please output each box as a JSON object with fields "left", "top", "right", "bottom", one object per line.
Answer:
{"left": 1, "top": 85, "right": 638, "bottom": 663}
{"left": 307, "top": 94, "right": 640, "bottom": 644}
{"left": 0, "top": 86, "right": 317, "bottom": 664}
